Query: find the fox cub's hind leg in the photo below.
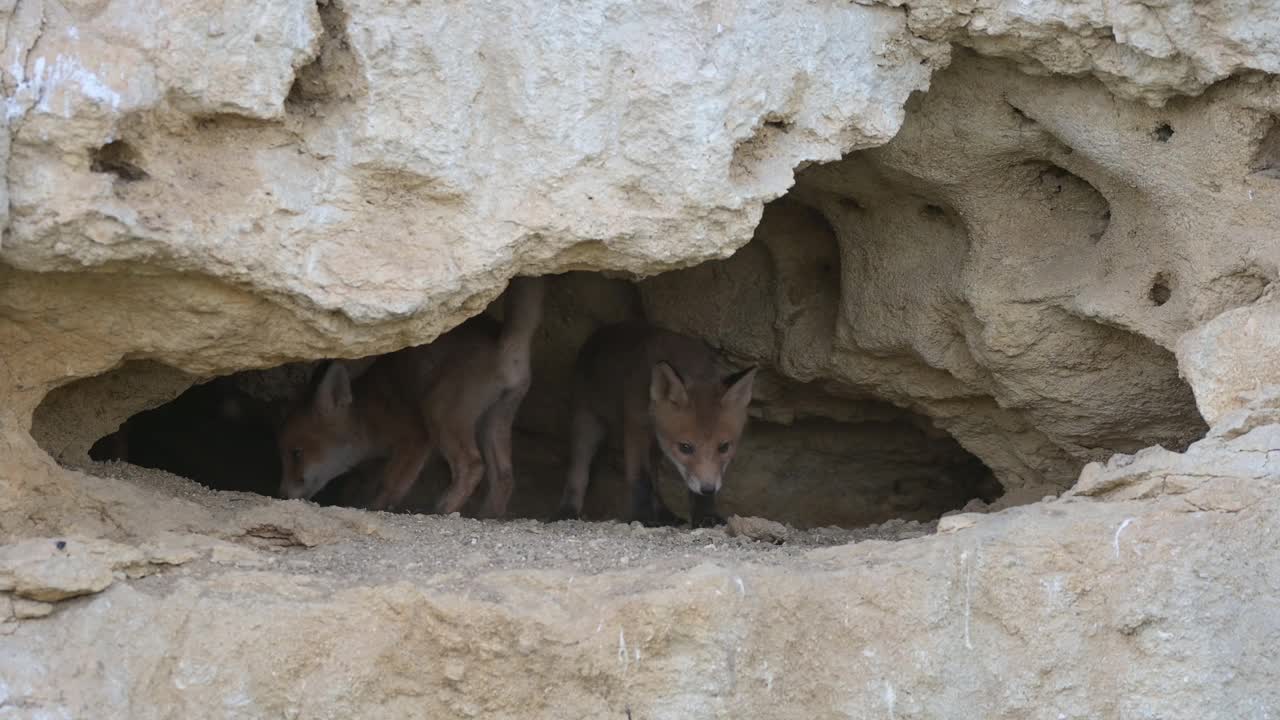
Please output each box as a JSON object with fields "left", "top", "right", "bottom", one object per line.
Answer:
{"left": 434, "top": 426, "right": 486, "bottom": 516}
{"left": 477, "top": 389, "right": 522, "bottom": 519}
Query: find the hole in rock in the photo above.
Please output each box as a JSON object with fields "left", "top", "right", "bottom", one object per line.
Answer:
{"left": 44, "top": 268, "right": 1003, "bottom": 533}
{"left": 1151, "top": 122, "right": 1174, "bottom": 143}
{"left": 1023, "top": 162, "right": 1111, "bottom": 244}
{"left": 1149, "top": 273, "right": 1172, "bottom": 306}
{"left": 37, "top": 53, "right": 1216, "bottom": 542}
{"left": 1006, "top": 102, "right": 1034, "bottom": 125}
{"left": 90, "top": 140, "right": 148, "bottom": 182}
{"left": 1250, "top": 117, "right": 1280, "bottom": 179}
{"left": 921, "top": 203, "right": 947, "bottom": 219}
{"left": 285, "top": 0, "right": 365, "bottom": 112}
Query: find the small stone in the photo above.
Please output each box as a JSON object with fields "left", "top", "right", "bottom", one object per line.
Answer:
{"left": 726, "top": 515, "right": 790, "bottom": 544}
{"left": 13, "top": 598, "right": 54, "bottom": 619}
{"left": 0, "top": 538, "right": 131, "bottom": 602}
{"left": 937, "top": 513, "right": 982, "bottom": 534}
{"left": 444, "top": 659, "right": 466, "bottom": 682}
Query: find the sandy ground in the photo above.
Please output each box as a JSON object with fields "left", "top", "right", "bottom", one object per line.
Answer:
{"left": 80, "top": 458, "right": 939, "bottom": 595}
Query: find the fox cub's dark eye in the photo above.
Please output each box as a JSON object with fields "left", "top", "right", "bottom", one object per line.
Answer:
{"left": 290, "top": 448, "right": 302, "bottom": 462}
{"left": 677, "top": 442, "right": 695, "bottom": 455}
{"left": 717, "top": 442, "right": 731, "bottom": 454}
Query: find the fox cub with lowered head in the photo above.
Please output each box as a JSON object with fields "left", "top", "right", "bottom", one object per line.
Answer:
{"left": 558, "top": 322, "right": 757, "bottom": 527}
{"left": 277, "top": 276, "right": 545, "bottom": 517}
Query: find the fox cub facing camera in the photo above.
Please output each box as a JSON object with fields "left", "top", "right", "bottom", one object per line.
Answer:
{"left": 558, "top": 322, "right": 756, "bottom": 527}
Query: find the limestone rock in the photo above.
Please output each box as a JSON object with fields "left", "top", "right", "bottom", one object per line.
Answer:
{"left": 12, "top": 597, "right": 54, "bottom": 619}
{"left": 1, "top": 0, "right": 935, "bottom": 340}
{"left": 885, "top": 0, "right": 1280, "bottom": 104}
{"left": 0, "top": 0, "right": 1279, "bottom": 716}
{"left": 936, "top": 512, "right": 982, "bottom": 534}
{"left": 644, "top": 52, "right": 1278, "bottom": 493}
{"left": 1178, "top": 297, "right": 1280, "bottom": 426}
{"left": 0, "top": 538, "right": 131, "bottom": 602}
{"left": 725, "top": 515, "right": 791, "bottom": 544}
{"left": 0, "top": 457, "right": 1275, "bottom": 717}
{"left": 1072, "top": 414, "right": 1280, "bottom": 504}
{"left": 0, "top": 536, "right": 199, "bottom": 602}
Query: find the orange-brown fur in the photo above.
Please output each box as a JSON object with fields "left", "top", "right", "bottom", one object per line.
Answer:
{"left": 558, "top": 322, "right": 756, "bottom": 526}
{"left": 277, "top": 276, "right": 545, "bottom": 517}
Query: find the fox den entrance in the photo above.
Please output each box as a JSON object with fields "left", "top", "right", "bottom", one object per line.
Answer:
{"left": 38, "top": 267, "right": 1003, "bottom": 531}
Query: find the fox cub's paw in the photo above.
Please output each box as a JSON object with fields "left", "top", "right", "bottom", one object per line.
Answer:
{"left": 553, "top": 504, "right": 581, "bottom": 522}
{"left": 691, "top": 512, "right": 727, "bottom": 529}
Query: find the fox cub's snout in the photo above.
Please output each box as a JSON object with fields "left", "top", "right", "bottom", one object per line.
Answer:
{"left": 277, "top": 361, "right": 365, "bottom": 501}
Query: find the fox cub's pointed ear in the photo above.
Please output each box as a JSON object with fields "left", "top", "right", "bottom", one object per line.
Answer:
{"left": 650, "top": 362, "right": 690, "bottom": 407}
{"left": 314, "top": 362, "right": 353, "bottom": 416}
{"left": 720, "top": 366, "right": 758, "bottom": 412}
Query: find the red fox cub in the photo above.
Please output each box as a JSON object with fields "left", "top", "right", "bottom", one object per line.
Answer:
{"left": 277, "top": 276, "right": 545, "bottom": 517}
{"left": 557, "top": 322, "right": 757, "bottom": 527}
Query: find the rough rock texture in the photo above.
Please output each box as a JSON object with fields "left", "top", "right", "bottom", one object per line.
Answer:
{"left": 0, "top": 0, "right": 938, "bottom": 537}
{"left": 2, "top": 0, "right": 1280, "bottom": 716}
{"left": 1178, "top": 293, "right": 1280, "bottom": 425}
{"left": 644, "top": 51, "right": 1280, "bottom": 493}
{"left": 1, "top": 421, "right": 1278, "bottom": 717}
{"left": 881, "top": 0, "right": 1280, "bottom": 104}
{"left": 2, "top": 0, "right": 935, "bottom": 322}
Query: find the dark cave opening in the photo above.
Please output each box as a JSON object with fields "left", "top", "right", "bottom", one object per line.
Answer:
{"left": 64, "top": 270, "right": 1002, "bottom": 531}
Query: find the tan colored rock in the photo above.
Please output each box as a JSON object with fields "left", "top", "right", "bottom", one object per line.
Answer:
{"left": 936, "top": 512, "right": 981, "bottom": 534}
{"left": 1, "top": 0, "right": 1274, "bottom": 526}
{"left": 0, "top": 538, "right": 129, "bottom": 602}
{"left": 1, "top": 0, "right": 936, "bottom": 336}
{"left": 0, "top": 0, "right": 942, "bottom": 538}
{"left": 725, "top": 515, "right": 791, "bottom": 544}
{"left": 1073, "top": 409, "right": 1280, "bottom": 504}
{"left": 0, "top": 458, "right": 1276, "bottom": 717}
{"left": 0, "top": 535, "right": 205, "bottom": 602}
{"left": 12, "top": 597, "right": 54, "bottom": 619}
{"left": 882, "top": 0, "right": 1280, "bottom": 104}
{"left": 1177, "top": 297, "right": 1280, "bottom": 426}
{"left": 0, "top": 0, "right": 1279, "bottom": 716}
{"left": 645, "top": 52, "right": 1279, "bottom": 494}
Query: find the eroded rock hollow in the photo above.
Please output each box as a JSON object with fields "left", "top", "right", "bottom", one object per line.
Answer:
{"left": 2, "top": 0, "right": 1279, "bottom": 716}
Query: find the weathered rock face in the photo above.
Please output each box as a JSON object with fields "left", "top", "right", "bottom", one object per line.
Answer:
{"left": 0, "top": 0, "right": 939, "bottom": 535}
{"left": 3, "top": 421, "right": 1279, "bottom": 718}
{"left": 3, "top": 0, "right": 1280, "bottom": 716}
{"left": 1, "top": 0, "right": 934, "bottom": 324}
{"left": 885, "top": 0, "right": 1280, "bottom": 104}
{"left": 644, "top": 51, "right": 1280, "bottom": 493}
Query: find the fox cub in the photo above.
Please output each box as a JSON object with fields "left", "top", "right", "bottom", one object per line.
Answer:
{"left": 558, "top": 322, "right": 757, "bottom": 527}
{"left": 276, "top": 276, "right": 545, "bottom": 517}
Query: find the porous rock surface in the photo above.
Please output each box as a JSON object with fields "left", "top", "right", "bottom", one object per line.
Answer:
{"left": 2, "top": 425, "right": 1278, "bottom": 718}
{"left": 642, "top": 51, "right": 1279, "bottom": 495}
{"left": 2, "top": 0, "right": 1280, "bottom": 716}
